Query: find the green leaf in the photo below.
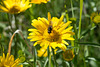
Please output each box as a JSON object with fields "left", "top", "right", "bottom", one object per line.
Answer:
{"left": 76, "top": 42, "right": 100, "bottom": 47}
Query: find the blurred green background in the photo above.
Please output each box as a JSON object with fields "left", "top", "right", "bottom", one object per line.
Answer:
{"left": 0, "top": 0, "right": 100, "bottom": 67}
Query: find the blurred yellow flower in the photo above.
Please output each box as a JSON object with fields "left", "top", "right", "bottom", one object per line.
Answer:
{"left": 0, "top": 53, "right": 23, "bottom": 67}
{"left": 90, "top": 12, "right": 100, "bottom": 24}
{"left": 31, "top": 0, "right": 50, "bottom": 4}
{"left": 37, "top": 46, "right": 57, "bottom": 57}
{"left": 28, "top": 12, "right": 74, "bottom": 51}
{"left": 63, "top": 49, "right": 75, "bottom": 61}
{"left": 0, "top": 0, "right": 31, "bottom": 14}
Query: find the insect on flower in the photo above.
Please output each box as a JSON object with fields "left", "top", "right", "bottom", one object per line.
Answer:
{"left": 48, "top": 21, "right": 53, "bottom": 34}
{"left": 28, "top": 12, "right": 75, "bottom": 51}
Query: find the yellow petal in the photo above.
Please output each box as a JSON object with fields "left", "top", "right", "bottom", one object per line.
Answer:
{"left": 32, "top": 19, "right": 46, "bottom": 32}
{"left": 62, "top": 31, "right": 75, "bottom": 35}
{"left": 61, "top": 26, "right": 73, "bottom": 34}
{"left": 62, "top": 40, "right": 69, "bottom": 45}
{"left": 50, "top": 42, "right": 58, "bottom": 49}
{"left": 62, "top": 34, "right": 74, "bottom": 40}
{"left": 58, "top": 21, "right": 72, "bottom": 32}
{"left": 3, "top": 53, "right": 5, "bottom": 60}
{"left": 58, "top": 43, "right": 67, "bottom": 51}
{"left": 6, "top": 53, "right": 9, "bottom": 61}
{"left": 0, "top": 5, "right": 8, "bottom": 12}
{"left": 18, "top": 65, "right": 23, "bottom": 67}
{"left": 57, "top": 15, "right": 64, "bottom": 26}
{"left": 38, "top": 17, "right": 49, "bottom": 26}
{"left": 34, "top": 42, "right": 38, "bottom": 46}
{"left": 9, "top": 55, "right": 14, "bottom": 62}
{"left": 3, "top": 1, "right": 10, "bottom": 9}
{"left": 51, "top": 17, "right": 59, "bottom": 27}
{"left": 30, "top": 37, "right": 42, "bottom": 41}
{"left": 48, "top": 12, "right": 51, "bottom": 24}
{"left": 11, "top": 58, "right": 20, "bottom": 67}
{"left": 64, "top": 37, "right": 75, "bottom": 40}
{"left": 28, "top": 29, "right": 38, "bottom": 32}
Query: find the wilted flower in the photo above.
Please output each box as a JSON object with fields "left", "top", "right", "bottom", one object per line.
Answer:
{"left": 28, "top": 12, "right": 74, "bottom": 51}
{"left": 0, "top": 53, "right": 23, "bottom": 67}
{"left": 0, "top": 0, "right": 31, "bottom": 14}
{"left": 90, "top": 12, "right": 100, "bottom": 24}
{"left": 63, "top": 49, "right": 75, "bottom": 61}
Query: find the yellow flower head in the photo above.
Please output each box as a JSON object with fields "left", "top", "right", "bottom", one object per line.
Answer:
{"left": 90, "top": 12, "right": 100, "bottom": 24}
{"left": 37, "top": 46, "right": 57, "bottom": 57}
{"left": 0, "top": 0, "right": 31, "bottom": 14}
{"left": 0, "top": 53, "right": 23, "bottom": 67}
{"left": 63, "top": 49, "right": 75, "bottom": 61}
{"left": 30, "top": 0, "right": 50, "bottom": 4}
{"left": 28, "top": 12, "right": 75, "bottom": 51}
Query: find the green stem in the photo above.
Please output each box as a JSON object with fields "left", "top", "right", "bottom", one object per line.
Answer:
{"left": 70, "top": 0, "right": 75, "bottom": 48}
{"left": 33, "top": 46, "right": 36, "bottom": 67}
{"left": 7, "top": 13, "right": 13, "bottom": 33}
{"left": 76, "top": 0, "right": 83, "bottom": 59}
{"left": 73, "top": 23, "right": 78, "bottom": 54}
{"left": 76, "top": 42, "right": 100, "bottom": 46}
{"left": 90, "top": 20, "right": 95, "bottom": 41}
{"left": 29, "top": 4, "right": 35, "bottom": 20}
{"left": 65, "top": 10, "right": 69, "bottom": 21}
{"left": 78, "top": 0, "right": 83, "bottom": 39}
{"left": 49, "top": 54, "right": 51, "bottom": 67}
{"left": 43, "top": 58, "right": 48, "bottom": 67}
{"left": 73, "top": 24, "right": 78, "bottom": 40}
{"left": 0, "top": 39, "right": 4, "bottom": 54}
{"left": 52, "top": 47, "right": 57, "bottom": 67}
{"left": 69, "top": 61, "right": 73, "bottom": 67}
{"left": 81, "top": 25, "right": 96, "bottom": 39}
{"left": 14, "top": 14, "right": 18, "bottom": 58}
{"left": 47, "top": 46, "right": 51, "bottom": 67}
{"left": 70, "top": 0, "right": 74, "bottom": 18}
{"left": 65, "top": 10, "right": 74, "bottom": 47}
{"left": 74, "top": 0, "right": 83, "bottom": 66}
{"left": 14, "top": 14, "right": 18, "bottom": 30}
{"left": 70, "top": 0, "right": 77, "bottom": 40}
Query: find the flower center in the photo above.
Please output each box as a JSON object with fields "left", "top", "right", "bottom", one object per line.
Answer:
{"left": 44, "top": 29, "right": 60, "bottom": 42}
{"left": 9, "top": 5, "right": 20, "bottom": 13}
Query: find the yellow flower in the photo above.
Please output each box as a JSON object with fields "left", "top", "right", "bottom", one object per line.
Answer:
{"left": 28, "top": 12, "right": 74, "bottom": 51}
{"left": 0, "top": 0, "right": 31, "bottom": 14}
{"left": 30, "top": 0, "right": 50, "bottom": 4}
{"left": 0, "top": 53, "right": 23, "bottom": 67}
{"left": 37, "top": 46, "right": 57, "bottom": 57}
{"left": 90, "top": 12, "right": 100, "bottom": 24}
{"left": 63, "top": 49, "right": 75, "bottom": 61}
